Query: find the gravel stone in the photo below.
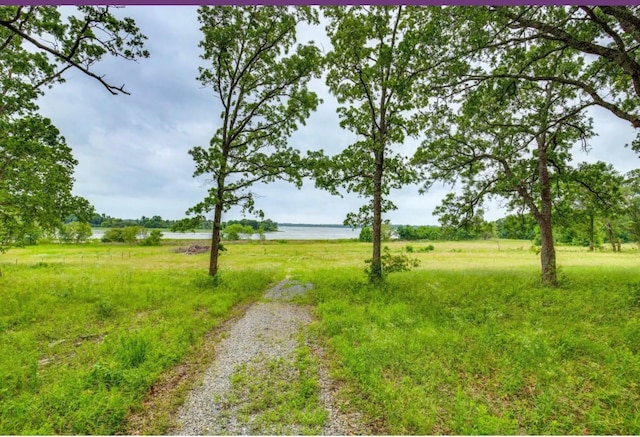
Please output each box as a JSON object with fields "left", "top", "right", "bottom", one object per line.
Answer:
{"left": 171, "top": 279, "right": 367, "bottom": 435}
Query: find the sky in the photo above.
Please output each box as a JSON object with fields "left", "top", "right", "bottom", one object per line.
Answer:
{"left": 36, "top": 6, "right": 640, "bottom": 226}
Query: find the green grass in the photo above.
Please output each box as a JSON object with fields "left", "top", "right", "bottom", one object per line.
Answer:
{"left": 1, "top": 239, "right": 639, "bottom": 434}
{"left": 302, "top": 264, "right": 640, "bottom": 434}
{"left": 0, "top": 242, "right": 278, "bottom": 434}
{"left": 224, "top": 335, "right": 327, "bottom": 435}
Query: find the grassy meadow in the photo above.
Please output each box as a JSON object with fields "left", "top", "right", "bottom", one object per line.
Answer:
{"left": 1, "top": 238, "right": 639, "bottom": 434}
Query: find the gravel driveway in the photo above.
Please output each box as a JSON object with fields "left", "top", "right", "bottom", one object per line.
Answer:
{"left": 170, "top": 278, "right": 369, "bottom": 435}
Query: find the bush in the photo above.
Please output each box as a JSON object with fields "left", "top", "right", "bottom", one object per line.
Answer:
{"left": 418, "top": 244, "right": 435, "bottom": 252}
{"left": 139, "top": 230, "right": 163, "bottom": 246}
{"left": 359, "top": 227, "right": 373, "bottom": 242}
{"left": 365, "top": 246, "right": 420, "bottom": 281}
{"left": 102, "top": 228, "right": 124, "bottom": 243}
{"left": 59, "top": 222, "right": 92, "bottom": 244}
{"left": 101, "top": 226, "right": 145, "bottom": 244}
{"left": 222, "top": 224, "right": 254, "bottom": 240}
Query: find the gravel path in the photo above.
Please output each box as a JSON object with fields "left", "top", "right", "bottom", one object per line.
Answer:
{"left": 170, "top": 278, "right": 369, "bottom": 435}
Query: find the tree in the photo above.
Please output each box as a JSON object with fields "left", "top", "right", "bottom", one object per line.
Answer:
{"left": 556, "top": 162, "right": 624, "bottom": 251}
{"left": 454, "top": 6, "right": 640, "bottom": 149}
{"left": 0, "top": 6, "right": 149, "bottom": 118}
{"left": 58, "top": 221, "right": 92, "bottom": 244}
{"left": 415, "top": 49, "right": 594, "bottom": 285}
{"left": 0, "top": 6, "right": 148, "bottom": 274}
{"left": 622, "top": 169, "right": 640, "bottom": 247}
{"left": 359, "top": 227, "right": 373, "bottom": 242}
{"left": 312, "top": 6, "right": 450, "bottom": 282}
{"left": 222, "top": 223, "right": 254, "bottom": 241}
{"left": 182, "top": 6, "right": 322, "bottom": 277}
{"left": 495, "top": 214, "right": 537, "bottom": 240}
{"left": 139, "top": 229, "right": 163, "bottom": 246}
{"left": 0, "top": 116, "right": 94, "bottom": 251}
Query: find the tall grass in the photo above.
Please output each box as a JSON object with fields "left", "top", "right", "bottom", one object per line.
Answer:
{"left": 305, "top": 264, "right": 640, "bottom": 434}
{"left": 0, "top": 243, "right": 277, "bottom": 434}
{"left": 2, "top": 239, "right": 639, "bottom": 434}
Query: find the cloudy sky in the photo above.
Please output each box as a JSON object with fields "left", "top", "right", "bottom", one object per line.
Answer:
{"left": 37, "top": 6, "right": 640, "bottom": 225}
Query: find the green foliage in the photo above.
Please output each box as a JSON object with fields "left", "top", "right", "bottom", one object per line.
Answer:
{"left": 222, "top": 224, "right": 254, "bottom": 241}
{"left": 0, "top": 6, "right": 147, "bottom": 257}
{"left": 358, "top": 227, "right": 373, "bottom": 242}
{"left": 139, "top": 230, "right": 163, "bottom": 246}
{"left": 0, "top": 116, "right": 94, "bottom": 252}
{"left": 101, "top": 226, "right": 144, "bottom": 245}
{"left": 484, "top": 6, "right": 640, "bottom": 143}
{"left": 415, "top": 44, "right": 593, "bottom": 285}
{"left": 0, "top": 6, "right": 148, "bottom": 117}
{"left": 58, "top": 222, "right": 93, "bottom": 244}
{"left": 225, "top": 219, "right": 278, "bottom": 232}
{"left": 396, "top": 225, "right": 442, "bottom": 241}
{"left": 170, "top": 215, "right": 207, "bottom": 233}
{"left": 101, "top": 228, "right": 123, "bottom": 243}
{"left": 623, "top": 170, "right": 640, "bottom": 247}
{"left": 494, "top": 214, "right": 537, "bottom": 240}
{"left": 365, "top": 246, "right": 420, "bottom": 281}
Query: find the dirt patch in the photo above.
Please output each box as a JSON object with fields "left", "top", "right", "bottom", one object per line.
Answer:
{"left": 173, "top": 244, "right": 210, "bottom": 255}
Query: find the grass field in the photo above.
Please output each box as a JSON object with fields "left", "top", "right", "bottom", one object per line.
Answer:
{"left": 1, "top": 239, "right": 639, "bottom": 434}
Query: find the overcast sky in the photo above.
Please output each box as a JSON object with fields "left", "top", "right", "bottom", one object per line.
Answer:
{"left": 37, "top": 6, "right": 640, "bottom": 225}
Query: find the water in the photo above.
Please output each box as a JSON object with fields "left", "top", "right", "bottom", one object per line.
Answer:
{"left": 92, "top": 225, "right": 360, "bottom": 241}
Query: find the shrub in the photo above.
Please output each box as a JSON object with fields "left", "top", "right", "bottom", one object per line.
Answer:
{"left": 418, "top": 244, "right": 435, "bottom": 252}
{"left": 101, "top": 228, "right": 124, "bottom": 243}
{"left": 359, "top": 227, "right": 373, "bottom": 242}
{"left": 365, "top": 246, "right": 420, "bottom": 281}
{"left": 139, "top": 230, "right": 163, "bottom": 246}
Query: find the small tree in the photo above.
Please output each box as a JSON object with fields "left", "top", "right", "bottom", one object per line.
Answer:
{"left": 222, "top": 224, "right": 254, "bottom": 241}
{"left": 557, "top": 162, "right": 624, "bottom": 251}
{"left": 313, "top": 6, "right": 450, "bottom": 283}
{"left": 359, "top": 227, "right": 373, "bottom": 242}
{"left": 139, "top": 229, "right": 163, "bottom": 246}
{"left": 184, "top": 6, "right": 322, "bottom": 277}
{"left": 59, "top": 221, "right": 92, "bottom": 244}
{"left": 622, "top": 169, "right": 640, "bottom": 248}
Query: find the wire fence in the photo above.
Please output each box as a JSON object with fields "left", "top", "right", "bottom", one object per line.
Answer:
{"left": 4, "top": 252, "right": 135, "bottom": 268}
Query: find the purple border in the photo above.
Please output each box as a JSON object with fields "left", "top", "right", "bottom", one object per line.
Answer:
{"left": 3, "top": 0, "right": 640, "bottom": 5}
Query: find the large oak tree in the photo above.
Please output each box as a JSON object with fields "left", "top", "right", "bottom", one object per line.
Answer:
{"left": 415, "top": 48, "right": 593, "bottom": 286}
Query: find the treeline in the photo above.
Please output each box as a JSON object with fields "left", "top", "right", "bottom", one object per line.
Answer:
{"left": 76, "top": 214, "right": 208, "bottom": 229}
{"left": 224, "top": 219, "right": 278, "bottom": 232}
{"left": 394, "top": 205, "right": 640, "bottom": 251}
{"left": 395, "top": 224, "right": 494, "bottom": 241}
{"left": 67, "top": 214, "right": 278, "bottom": 232}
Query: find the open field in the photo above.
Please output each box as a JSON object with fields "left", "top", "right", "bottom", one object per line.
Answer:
{"left": 1, "top": 239, "right": 639, "bottom": 434}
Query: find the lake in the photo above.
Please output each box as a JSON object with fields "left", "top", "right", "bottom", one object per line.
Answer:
{"left": 92, "top": 225, "right": 360, "bottom": 241}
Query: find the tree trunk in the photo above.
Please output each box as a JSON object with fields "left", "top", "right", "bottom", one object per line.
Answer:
{"left": 538, "top": 215, "right": 557, "bottom": 286}
{"left": 606, "top": 223, "right": 617, "bottom": 251}
{"left": 208, "top": 202, "right": 223, "bottom": 277}
{"left": 371, "top": 146, "right": 384, "bottom": 282}
{"left": 588, "top": 214, "right": 595, "bottom": 252}
{"left": 537, "top": 137, "right": 557, "bottom": 286}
